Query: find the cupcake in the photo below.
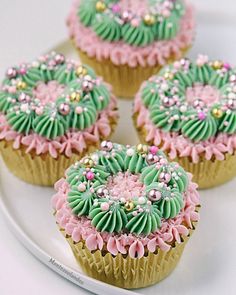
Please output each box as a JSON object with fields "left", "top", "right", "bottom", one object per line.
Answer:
{"left": 133, "top": 55, "right": 236, "bottom": 189}
{"left": 67, "top": 0, "right": 195, "bottom": 98}
{"left": 52, "top": 142, "right": 200, "bottom": 289}
{"left": 0, "top": 52, "right": 118, "bottom": 186}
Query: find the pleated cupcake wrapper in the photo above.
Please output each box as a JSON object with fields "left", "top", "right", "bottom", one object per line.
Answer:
{"left": 59, "top": 217, "right": 198, "bottom": 289}
{"left": 76, "top": 45, "right": 190, "bottom": 99}
{"left": 133, "top": 115, "right": 236, "bottom": 189}
{"left": 176, "top": 154, "right": 236, "bottom": 189}
{"left": 0, "top": 139, "right": 98, "bottom": 186}
{"left": 0, "top": 116, "right": 117, "bottom": 186}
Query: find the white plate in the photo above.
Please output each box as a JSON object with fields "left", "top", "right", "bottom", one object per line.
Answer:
{"left": 1, "top": 8, "right": 236, "bottom": 295}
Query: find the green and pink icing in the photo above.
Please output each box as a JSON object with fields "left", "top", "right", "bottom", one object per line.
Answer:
{"left": 78, "top": 0, "right": 185, "bottom": 46}
{"left": 134, "top": 55, "right": 236, "bottom": 163}
{"left": 0, "top": 52, "right": 118, "bottom": 158}
{"left": 52, "top": 142, "right": 200, "bottom": 258}
{"left": 67, "top": 0, "right": 195, "bottom": 67}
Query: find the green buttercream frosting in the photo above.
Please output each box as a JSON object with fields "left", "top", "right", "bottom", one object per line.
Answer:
{"left": 93, "top": 13, "right": 122, "bottom": 42}
{"left": 125, "top": 151, "right": 147, "bottom": 174}
{"left": 0, "top": 52, "right": 113, "bottom": 139}
{"left": 78, "top": 0, "right": 97, "bottom": 27}
{"left": 122, "top": 23, "right": 155, "bottom": 46}
{"left": 155, "top": 14, "right": 180, "bottom": 40}
{"left": 66, "top": 161, "right": 110, "bottom": 187}
{"left": 7, "top": 106, "right": 35, "bottom": 135}
{"left": 97, "top": 143, "right": 126, "bottom": 174}
{"left": 141, "top": 56, "right": 236, "bottom": 141}
{"left": 32, "top": 106, "right": 67, "bottom": 139}
{"left": 146, "top": 183, "right": 184, "bottom": 219}
{"left": 126, "top": 205, "right": 161, "bottom": 235}
{"left": 68, "top": 184, "right": 96, "bottom": 216}
{"left": 78, "top": 0, "right": 186, "bottom": 47}
{"left": 181, "top": 109, "right": 218, "bottom": 142}
{"left": 90, "top": 199, "right": 128, "bottom": 233}
{"left": 66, "top": 143, "right": 189, "bottom": 236}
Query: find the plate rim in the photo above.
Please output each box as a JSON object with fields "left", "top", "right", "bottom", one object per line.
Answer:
{"left": 0, "top": 179, "right": 137, "bottom": 295}
{"left": 1, "top": 7, "right": 236, "bottom": 292}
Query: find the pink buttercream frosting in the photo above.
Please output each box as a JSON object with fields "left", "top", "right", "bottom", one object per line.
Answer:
{"left": 107, "top": 172, "right": 145, "bottom": 201}
{"left": 186, "top": 83, "right": 220, "bottom": 106}
{"left": 134, "top": 90, "right": 236, "bottom": 164}
{"left": 67, "top": 0, "right": 195, "bottom": 68}
{"left": 33, "top": 80, "right": 65, "bottom": 104}
{"left": 52, "top": 174, "right": 200, "bottom": 258}
{"left": 0, "top": 95, "right": 118, "bottom": 158}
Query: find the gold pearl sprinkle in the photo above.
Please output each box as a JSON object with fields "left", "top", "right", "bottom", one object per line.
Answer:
{"left": 16, "top": 81, "right": 27, "bottom": 90}
{"left": 212, "top": 108, "right": 223, "bottom": 119}
{"left": 164, "top": 72, "right": 174, "bottom": 80}
{"left": 83, "top": 158, "right": 94, "bottom": 168}
{"left": 136, "top": 144, "right": 148, "bottom": 155}
{"left": 76, "top": 66, "right": 87, "bottom": 77}
{"left": 96, "top": 1, "right": 106, "bottom": 12}
{"left": 124, "top": 201, "right": 134, "bottom": 212}
{"left": 143, "top": 14, "right": 156, "bottom": 26}
{"left": 70, "top": 92, "right": 81, "bottom": 102}
{"left": 212, "top": 60, "right": 223, "bottom": 70}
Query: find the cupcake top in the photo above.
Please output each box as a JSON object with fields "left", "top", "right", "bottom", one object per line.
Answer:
{"left": 0, "top": 52, "right": 118, "bottom": 158}
{"left": 139, "top": 56, "right": 236, "bottom": 142}
{"left": 78, "top": 0, "right": 185, "bottom": 47}
{"left": 134, "top": 55, "right": 236, "bottom": 163}
{"left": 0, "top": 52, "right": 113, "bottom": 140}
{"left": 52, "top": 142, "right": 200, "bottom": 257}
{"left": 68, "top": 0, "right": 195, "bottom": 67}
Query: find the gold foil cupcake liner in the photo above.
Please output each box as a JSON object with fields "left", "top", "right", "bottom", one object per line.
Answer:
{"left": 0, "top": 140, "right": 96, "bottom": 186}
{"left": 0, "top": 119, "right": 117, "bottom": 186}
{"left": 176, "top": 154, "right": 236, "bottom": 189}
{"left": 134, "top": 116, "right": 236, "bottom": 189}
{"left": 77, "top": 46, "right": 190, "bottom": 99}
{"left": 59, "top": 218, "right": 198, "bottom": 289}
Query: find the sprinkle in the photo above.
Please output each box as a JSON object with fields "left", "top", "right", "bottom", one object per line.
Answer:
{"left": 198, "top": 112, "right": 206, "bottom": 120}
{"left": 78, "top": 183, "right": 86, "bottom": 192}
{"left": 126, "top": 148, "right": 134, "bottom": 157}
{"left": 138, "top": 197, "right": 146, "bottom": 205}
{"left": 101, "top": 202, "right": 110, "bottom": 211}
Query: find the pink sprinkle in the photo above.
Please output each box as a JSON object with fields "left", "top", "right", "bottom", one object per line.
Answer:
{"left": 166, "top": 173, "right": 172, "bottom": 182}
{"left": 78, "top": 183, "right": 86, "bottom": 192}
{"left": 224, "top": 63, "right": 231, "bottom": 70}
{"left": 160, "top": 158, "right": 168, "bottom": 165}
{"left": 198, "top": 112, "right": 206, "bottom": 120}
{"left": 173, "top": 61, "right": 181, "bottom": 70}
{"left": 35, "top": 107, "right": 44, "bottom": 116}
{"left": 150, "top": 146, "right": 158, "bottom": 155}
{"left": 8, "top": 86, "right": 17, "bottom": 94}
{"left": 75, "top": 106, "right": 83, "bottom": 114}
{"left": 196, "top": 54, "right": 209, "bottom": 67}
{"left": 101, "top": 202, "right": 109, "bottom": 211}
{"left": 86, "top": 171, "right": 95, "bottom": 180}
{"left": 131, "top": 18, "right": 140, "bottom": 27}
{"left": 112, "top": 4, "right": 120, "bottom": 13}
{"left": 20, "top": 104, "right": 28, "bottom": 112}
{"left": 162, "top": 9, "right": 170, "bottom": 18}
{"left": 19, "top": 68, "right": 27, "bottom": 75}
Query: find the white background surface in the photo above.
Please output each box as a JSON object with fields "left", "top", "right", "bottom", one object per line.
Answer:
{"left": 0, "top": 1, "right": 236, "bottom": 295}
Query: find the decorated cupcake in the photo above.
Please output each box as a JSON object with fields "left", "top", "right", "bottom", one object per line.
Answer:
{"left": 67, "top": 0, "right": 195, "bottom": 98}
{"left": 0, "top": 52, "right": 118, "bottom": 186}
{"left": 52, "top": 142, "right": 200, "bottom": 289}
{"left": 134, "top": 55, "right": 236, "bottom": 188}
